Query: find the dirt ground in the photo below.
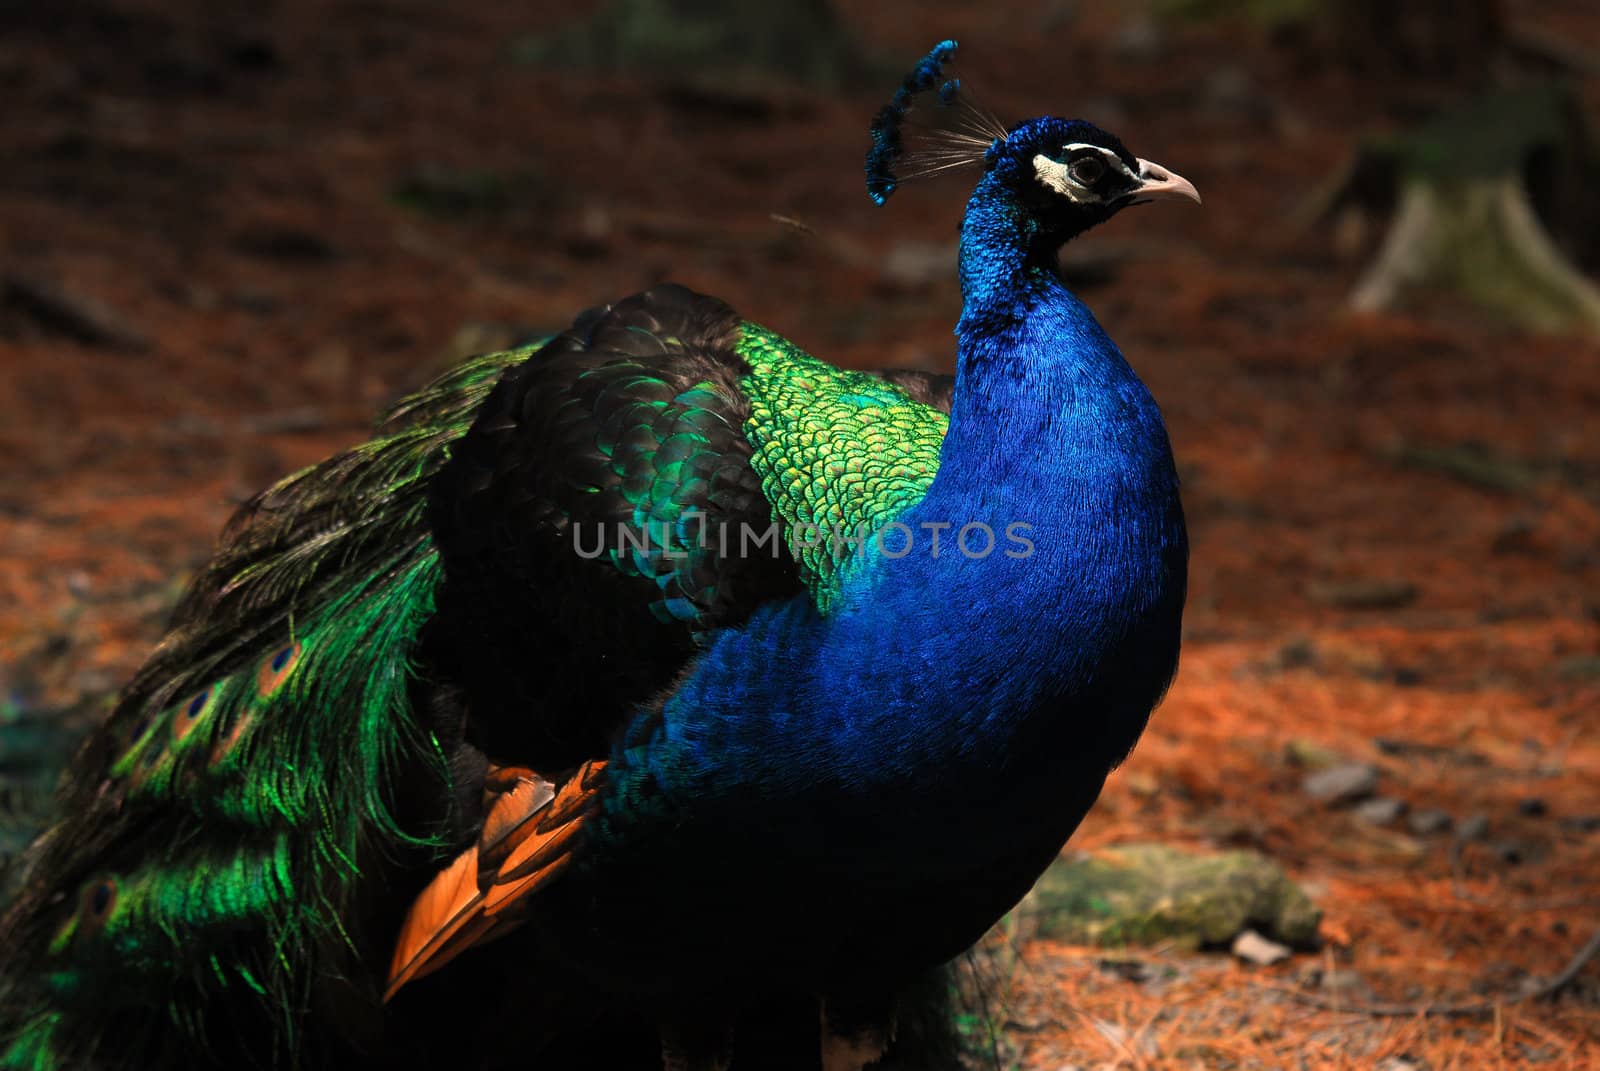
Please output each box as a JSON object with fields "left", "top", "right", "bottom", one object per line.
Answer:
{"left": 1, "top": 2, "right": 1597, "bottom": 1068}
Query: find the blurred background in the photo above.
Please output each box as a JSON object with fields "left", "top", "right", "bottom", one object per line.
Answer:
{"left": 0, "top": 1, "right": 1597, "bottom": 1066}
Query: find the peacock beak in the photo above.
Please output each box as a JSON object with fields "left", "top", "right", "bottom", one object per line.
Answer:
{"left": 1133, "top": 159, "right": 1202, "bottom": 205}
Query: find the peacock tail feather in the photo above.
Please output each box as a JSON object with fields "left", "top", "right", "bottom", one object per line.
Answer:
{"left": 0, "top": 345, "right": 532, "bottom": 1069}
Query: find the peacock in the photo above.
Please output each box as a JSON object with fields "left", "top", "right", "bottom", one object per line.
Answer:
{"left": 0, "top": 41, "right": 1197, "bottom": 1071}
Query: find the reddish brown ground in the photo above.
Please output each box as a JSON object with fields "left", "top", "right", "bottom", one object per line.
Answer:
{"left": 1, "top": 2, "right": 1597, "bottom": 1068}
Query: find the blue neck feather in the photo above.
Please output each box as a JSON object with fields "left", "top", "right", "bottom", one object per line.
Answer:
{"left": 838, "top": 169, "right": 1185, "bottom": 771}
{"left": 604, "top": 167, "right": 1186, "bottom": 862}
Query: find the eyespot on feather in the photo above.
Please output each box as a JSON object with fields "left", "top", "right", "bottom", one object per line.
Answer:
{"left": 171, "top": 687, "right": 218, "bottom": 744}
{"left": 127, "top": 712, "right": 154, "bottom": 746}
{"left": 256, "top": 642, "right": 301, "bottom": 696}
{"left": 74, "top": 878, "right": 118, "bottom": 939}
{"left": 111, "top": 711, "right": 159, "bottom": 777}
{"left": 126, "top": 727, "right": 168, "bottom": 791}
{"left": 210, "top": 708, "right": 256, "bottom": 767}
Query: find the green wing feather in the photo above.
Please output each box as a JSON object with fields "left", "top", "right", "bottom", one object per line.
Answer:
{"left": 0, "top": 345, "right": 532, "bottom": 1070}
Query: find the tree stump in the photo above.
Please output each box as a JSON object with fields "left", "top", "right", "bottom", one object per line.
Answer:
{"left": 1316, "top": 84, "right": 1600, "bottom": 335}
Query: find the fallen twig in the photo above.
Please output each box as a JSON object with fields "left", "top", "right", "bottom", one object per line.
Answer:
{"left": 1260, "top": 923, "right": 1600, "bottom": 1018}
{"left": 3, "top": 273, "right": 149, "bottom": 351}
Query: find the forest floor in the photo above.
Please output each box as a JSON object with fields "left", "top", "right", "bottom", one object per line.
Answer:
{"left": 1, "top": 1, "right": 1597, "bottom": 1068}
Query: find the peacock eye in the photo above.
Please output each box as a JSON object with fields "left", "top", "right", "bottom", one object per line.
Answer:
{"left": 1068, "top": 155, "right": 1105, "bottom": 185}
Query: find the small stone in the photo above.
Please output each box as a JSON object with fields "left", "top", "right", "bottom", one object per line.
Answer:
{"left": 1457, "top": 814, "right": 1490, "bottom": 842}
{"left": 1275, "top": 637, "right": 1318, "bottom": 669}
{"left": 1375, "top": 1059, "right": 1422, "bottom": 1071}
{"left": 1096, "top": 957, "right": 1159, "bottom": 984}
{"left": 1490, "top": 839, "right": 1528, "bottom": 865}
{"left": 1517, "top": 797, "right": 1548, "bottom": 817}
{"left": 1407, "top": 808, "right": 1453, "bottom": 835}
{"left": 1558, "top": 815, "right": 1600, "bottom": 833}
{"left": 1285, "top": 738, "right": 1343, "bottom": 769}
{"left": 1232, "top": 929, "right": 1291, "bottom": 966}
{"left": 1355, "top": 797, "right": 1407, "bottom": 825}
{"left": 1302, "top": 763, "right": 1379, "bottom": 805}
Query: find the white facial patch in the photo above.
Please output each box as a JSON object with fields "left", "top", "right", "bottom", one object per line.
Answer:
{"left": 1032, "top": 154, "right": 1094, "bottom": 202}
{"left": 1033, "top": 143, "right": 1138, "bottom": 203}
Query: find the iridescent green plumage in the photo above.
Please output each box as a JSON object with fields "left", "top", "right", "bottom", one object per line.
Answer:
{"left": 580, "top": 367, "right": 749, "bottom": 625}
{"left": 0, "top": 346, "right": 531, "bottom": 1069}
{"left": 736, "top": 323, "right": 947, "bottom": 611}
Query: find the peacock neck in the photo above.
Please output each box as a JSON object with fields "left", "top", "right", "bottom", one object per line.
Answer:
{"left": 931, "top": 173, "right": 1168, "bottom": 507}
{"left": 956, "top": 172, "right": 1067, "bottom": 334}
{"left": 828, "top": 170, "right": 1187, "bottom": 768}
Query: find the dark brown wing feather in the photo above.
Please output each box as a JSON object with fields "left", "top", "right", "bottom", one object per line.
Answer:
{"left": 422, "top": 286, "right": 802, "bottom": 771}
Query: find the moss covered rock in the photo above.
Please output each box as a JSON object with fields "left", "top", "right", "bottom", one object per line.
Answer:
{"left": 1018, "top": 843, "right": 1322, "bottom": 950}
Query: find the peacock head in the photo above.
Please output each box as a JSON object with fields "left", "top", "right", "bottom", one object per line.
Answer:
{"left": 865, "top": 41, "right": 1199, "bottom": 244}
{"left": 984, "top": 115, "right": 1200, "bottom": 240}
